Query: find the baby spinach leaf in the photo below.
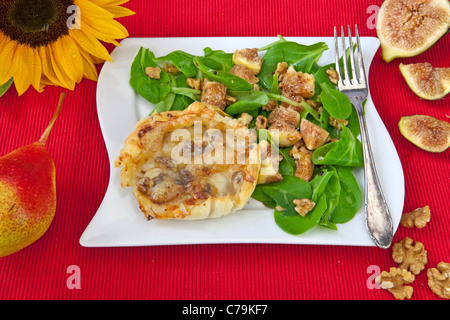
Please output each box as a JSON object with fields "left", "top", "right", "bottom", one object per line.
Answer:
{"left": 270, "top": 73, "right": 280, "bottom": 94}
{"left": 225, "top": 91, "right": 269, "bottom": 114}
{"left": 312, "top": 65, "right": 335, "bottom": 99}
{"left": 312, "top": 125, "right": 363, "bottom": 167}
{"left": 153, "top": 50, "right": 197, "bottom": 78}
{"left": 278, "top": 147, "right": 296, "bottom": 177}
{"left": 260, "top": 175, "right": 312, "bottom": 208}
{"left": 317, "top": 166, "right": 340, "bottom": 230}
{"left": 329, "top": 166, "right": 362, "bottom": 224}
{"left": 310, "top": 170, "right": 334, "bottom": 202}
{"left": 194, "top": 56, "right": 253, "bottom": 91}
{"left": 318, "top": 107, "right": 331, "bottom": 132}
{"left": 319, "top": 82, "right": 352, "bottom": 120}
{"left": 258, "top": 175, "right": 327, "bottom": 235}
{"left": 171, "top": 74, "right": 196, "bottom": 111}
{"left": 274, "top": 194, "right": 327, "bottom": 235}
{"left": 259, "top": 41, "right": 328, "bottom": 90}
{"left": 155, "top": 74, "right": 177, "bottom": 112}
{"left": 345, "top": 105, "right": 361, "bottom": 138}
{"left": 258, "top": 34, "right": 287, "bottom": 51}
{"left": 251, "top": 186, "right": 277, "bottom": 208}
{"left": 202, "top": 47, "right": 234, "bottom": 71}
{"left": 130, "top": 47, "right": 171, "bottom": 104}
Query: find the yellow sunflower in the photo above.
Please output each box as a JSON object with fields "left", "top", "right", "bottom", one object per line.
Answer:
{"left": 0, "top": 0, "right": 134, "bottom": 95}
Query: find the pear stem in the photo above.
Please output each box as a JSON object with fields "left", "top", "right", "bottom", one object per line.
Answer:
{"left": 38, "top": 92, "right": 66, "bottom": 146}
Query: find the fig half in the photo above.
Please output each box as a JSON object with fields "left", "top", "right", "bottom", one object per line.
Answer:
{"left": 399, "top": 115, "right": 450, "bottom": 153}
{"left": 376, "top": 0, "right": 450, "bottom": 62}
{"left": 399, "top": 63, "right": 450, "bottom": 100}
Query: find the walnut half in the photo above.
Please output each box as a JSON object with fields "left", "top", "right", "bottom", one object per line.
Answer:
{"left": 400, "top": 206, "right": 431, "bottom": 228}
{"left": 376, "top": 267, "right": 415, "bottom": 300}
{"left": 293, "top": 198, "right": 315, "bottom": 216}
{"left": 427, "top": 262, "right": 450, "bottom": 299}
{"left": 392, "top": 237, "right": 427, "bottom": 275}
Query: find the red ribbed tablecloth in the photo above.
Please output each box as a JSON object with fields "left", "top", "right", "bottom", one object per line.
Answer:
{"left": 0, "top": 0, "right": 449, "bottom": 300}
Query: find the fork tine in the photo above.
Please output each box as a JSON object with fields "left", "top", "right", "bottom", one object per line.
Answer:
{"left": 347, "top": 25, "right": 358, "bottom": 83}
{"left": 355, "top": 25, "right": 366, "bottom": 85}
{"left": 340, "top": 26, "right": 351, "bottom": 84}
{"left": 334, "top": 26, "right": 343, "bottom": 86}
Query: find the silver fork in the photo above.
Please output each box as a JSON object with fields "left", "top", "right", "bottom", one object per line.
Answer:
{"left": 334, "top": 25, "right": 393, "bottom": 249}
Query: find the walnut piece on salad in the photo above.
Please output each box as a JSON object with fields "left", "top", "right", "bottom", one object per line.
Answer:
{"left": 145, "top": 66, "right": 161, "bottom": 79}
{"left": 293, "top": 198, "right": 315, "bottom": 216}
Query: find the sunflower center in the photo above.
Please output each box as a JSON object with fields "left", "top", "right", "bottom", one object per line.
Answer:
{"left": 10, "top": 0, "right": 57, "bottom": 32}
{"left": 0, "top": 0, "right": 74, "bottom": 47}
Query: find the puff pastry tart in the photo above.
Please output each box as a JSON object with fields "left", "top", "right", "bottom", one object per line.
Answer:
{"left": 115, "top": 102, "right": 260, "bottom": 220}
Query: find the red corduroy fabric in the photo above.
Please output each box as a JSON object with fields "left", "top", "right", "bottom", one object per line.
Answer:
{"left": 0, "top": 0, "right": 449, "bottom": 300}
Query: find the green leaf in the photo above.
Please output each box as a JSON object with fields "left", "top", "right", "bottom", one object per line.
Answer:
{"left": 153, "top": 50, "right": 197, "bottom": 78}
{"left": 129, "top": 47, "right": 171, "bottom": 104}
{"left": 194, "top": 56, "right": 253, "bottom": 91}
{"left": 319, "top": 82, "right": 352, "bottom": 119}
{"left": 155, "top": 73, "right": 177, "bottom": 113}
{"left": 202, "top": 47, "right": 234, "bottom": 72}
{"left": 312, "top": 125, "right": 363, "bottom": 167}
{"left": 0, "top": 78, "right": 13, "bottom": 97}
{"left": 225, "top": 91, "right": 269, "bottom": 114}
{"left": 251, "top": 186, "right": 277, "bottom": 208}
{"left": 274, "top": 194, "right": 327, "bottom": 235}
{"left": 329, "top": 166, "right": 362, "bottom": 224}
{"left": 260, "top": 176, "right": 312, "bottom": 209}
{"left": 278, "top": 147, "right": 296, "bottom": 177}
{"left": 259, "top": 41, "right": 328, "bottom": 90}
{"left": 310, "top": 170, "right": 334, "bottom": 202}
{"left": 316, "top": 166, "right": 340, "bottom": 230}
{"left": 171, "top": 74, "right": 195, "bottom": 111}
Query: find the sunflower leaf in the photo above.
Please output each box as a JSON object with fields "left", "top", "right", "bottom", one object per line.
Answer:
{"left": 0, "top": 78, "right": 13, "bottom": 98}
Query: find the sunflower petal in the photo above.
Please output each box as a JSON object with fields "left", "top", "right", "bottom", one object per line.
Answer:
{"left": 69, "top": 28, "right": 111, "bottom": 61}
{"left": 31, "top": 48, "right": 43, "bottom": 93}
{"left": 79, "top": 50, "right": 98, "bottom": 81}
{"left": 75, "top": 0, "right": 115, "bottom": 19}
{"left": 88, "top": 0, "right": 131, "bottom": 6}
{"left": 13, "top": 45, "right": 34, "bottom": 95}
{"left": 102, "top": 5, "right": 135, "bottom": 18}
{"left": 76, "top": 0, "right": 129, "bottom": 44}
{"left": 39, "top": 45, "right": 63, "bottom": 87}
{"left": 47, "top": 44, "right": 75, "bottom": 90}
{"left": 0, "top": 39, "right": 17, "bottom": 85}
{"left": 52, "top": 36, "right": 84, "bottom": 84}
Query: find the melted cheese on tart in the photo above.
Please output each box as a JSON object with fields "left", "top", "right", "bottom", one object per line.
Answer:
{"left": 115, "top": 102, "right": 260, "bottom": 220}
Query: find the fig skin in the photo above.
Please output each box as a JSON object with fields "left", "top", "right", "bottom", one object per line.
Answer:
{"left": 399, "top": 115, "right": 450, "bottom": 153}
{"left": 376, "top": 0, "right": 450, "bottom": 62}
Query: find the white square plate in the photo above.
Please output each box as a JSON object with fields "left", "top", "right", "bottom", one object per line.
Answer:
{"left": 79, "top": 37, "right": 404, "bottom": 247}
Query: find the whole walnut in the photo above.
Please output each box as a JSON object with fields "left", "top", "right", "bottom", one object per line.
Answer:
{"left": 392, "top": 237, "right": 427, "bottom": 275}
{"left": 427, "top": 262, "right": 450, "bottom": 299}
{"left": 376, "top": 267, "right": 415, "bottom": 300}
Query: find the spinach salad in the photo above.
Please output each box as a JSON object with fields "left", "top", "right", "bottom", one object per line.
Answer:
{"left": 129, "top": 36, "right": 364, "bottom": 235}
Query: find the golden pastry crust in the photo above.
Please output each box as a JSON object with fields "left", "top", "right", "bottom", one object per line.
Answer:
{"left": 115, "top": 102, "right": 260, "bottom": 220}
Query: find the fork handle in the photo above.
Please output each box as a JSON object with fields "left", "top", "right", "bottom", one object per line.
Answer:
{"left": 353, "top": 98, "right": 394, "bottom": 249}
